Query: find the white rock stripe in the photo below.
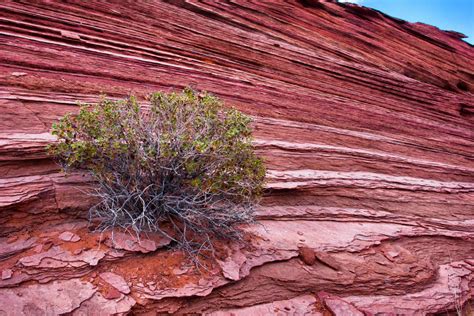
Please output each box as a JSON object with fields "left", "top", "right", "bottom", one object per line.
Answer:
{"left": 254, "top": 139, "right": 474, "bottom": 174}
{"left": 266, "top": 169, "right": 474, "bottom": 192}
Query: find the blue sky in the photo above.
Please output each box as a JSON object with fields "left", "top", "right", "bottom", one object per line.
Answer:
{"left": 339, "top": 0, "right": 474, "bottom": 44}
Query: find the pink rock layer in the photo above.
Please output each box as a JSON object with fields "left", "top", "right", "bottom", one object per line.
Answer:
{"left": 0, "top": 0, "right": 473, "bottom": 315}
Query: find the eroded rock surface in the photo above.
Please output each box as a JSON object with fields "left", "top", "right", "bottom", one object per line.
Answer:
{"left": 0, "top": 0, "right": 473, "bottom": 315}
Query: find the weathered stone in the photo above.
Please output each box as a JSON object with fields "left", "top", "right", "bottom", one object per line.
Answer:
{"left": 298, "top": 247, "right": 316, "bottom": 266}
{"left": 209, "top": 295, "right": 321, "bottom": 316}
{"left": 71, "top": 292, "right": 136, "bottom": 315}
{"left": 171, "top": 267, "right": 188, "bottom": 276}
{"left": 100, "top": 272, "right": 130, "bottom": 294}
{"left": 1, "top": 269, "right": 12, "bottom": 280}
{"left": 319, "top": 292, "right": 364, "bottom": 316}
{"left": 58, "top": 231, "right": 81, "bottom": 242}
{"left": 0, "top": 279, "right": 96, "bottom": 315}
{"left": 105, "top": 232, "right": 170, "bottom": 253}
{"left": 11, "top": 72, "right": 27, "bottom": 77}
{"left": 0, "top": 0, "right": 473, "bottom": 314}
{"left": 60, "top": 30, "right": 81, "bottom": 40}
{"left": 103, "top": 286, "right": 122, "bottom": 300}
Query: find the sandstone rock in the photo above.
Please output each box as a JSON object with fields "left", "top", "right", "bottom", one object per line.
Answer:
{"left": 19, "top": 246, "right": 105, "bottom": 269}
{"left": 209, "top": 294, "right": 321, "bottom": 316}
{"left": 73, "top": 249, "right": 82, "bottom": 255}
{"left": 59, "top": 231, "right": 81, "bottom": 242}
{"left": 100, "top": 272, "right": 130, "bottom": 294}
{"left": 0, "top": 237, "right": 36, "bottom": 260}
{"left": 72, "top": 292, "right": 136, "bottom": 315}
{"left": 344, "top": 261, "right": 474, "bottom": 315}
{"left": 217, "top": 248, "right": 247, "bottom": 281}
{"left": 103, "top": 286, "right": 122, "bottom": 300}
{"left": 314, "top": 252, "right": 341, "bottom": 271}
{"left": 319, "top": 292, "right": 364, "bottom": 316}
{"left": 172, "top": 267, "right": 188, "bottom": 276}
{"left": 60, "top": 30, "right": 81, "bottom": 40}
{"left": 105, "top": 232, "right": 170, "bottom": 253}
{"left": 298, "top": 246, "right": 316, "bottom": 266}
{"left": 11, "top": 72, "right": 27, "bottom": 77}
{"left": 6, "top": 236, "right": 18, "bottom": 243}
{"left": 1, "top": 269, "right": 12, "bottom": 280}
{"left": 0, "top": 0, "right": 473, "bottom": 314}
{"left": 0, "top": 279, "right": 96, "bottom": 315}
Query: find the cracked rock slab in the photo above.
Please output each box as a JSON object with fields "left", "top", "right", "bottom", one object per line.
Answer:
{"left": 100, "top": 272, "right": 130, "bottom": 294}
{"left": 0, "top": 279, "right": 96, "bottom": 315}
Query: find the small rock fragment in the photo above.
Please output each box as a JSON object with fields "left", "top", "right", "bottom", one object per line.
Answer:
{"left": 1, "top": 269, "right": 13, "bottom": 280}
{"left": 43, "top": 241, "right": 54, "bottom": 251}
{"left": 59, "top": 231, "right": 81, "bottom": 242}
{"left": 73, "top": 248, "right": 83, "bottom": 255}
{"left": 386, "top": 250, "right": 400, "bottom": 260}
{"left": 315, "top": 252, "right": 341, "bottom": 271}
{"left": 319, "top": 291, "right": 364, "bottom": 316}
{"left": 138, "top": 239, "right": 157, "bottom": 252}
{"left": 33, "top": 244, "right": 43, "bottom": 253}
{"left": 100, "top": 272, "right": 130, "bottom": 294}
{"left": 6, "top": 236, "right": 18, "bottom": 243}
{"left": 60, "top": 30, "right": 81, "bottom": 40}
{"left": 298, "top": 246, "right": 316, "bottom": 265}
{"left": 172, "top": 267, "right": 188, "bottom": 276}
{"left": 11, "top": 72, "right": 27, "bottom": 77}
{"left": 103, "top": 286, "right": 122, "bottom": 300}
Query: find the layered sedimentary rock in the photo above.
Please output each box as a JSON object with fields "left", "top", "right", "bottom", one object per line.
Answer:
{"left": 0, "top": 0, "right": 473, "bottom": 314}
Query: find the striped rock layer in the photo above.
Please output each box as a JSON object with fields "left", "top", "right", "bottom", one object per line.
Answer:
{"left": 0, "top": 0, "right": 473, "bottom": 315}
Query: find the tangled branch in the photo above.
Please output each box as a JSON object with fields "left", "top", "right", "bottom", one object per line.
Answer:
{"left": 49, "top": 88, "right": 265, "bottom": 259}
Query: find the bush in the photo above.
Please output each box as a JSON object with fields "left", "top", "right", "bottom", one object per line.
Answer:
{"left": 49, "top": 88, "right": 265, "bottom": 256}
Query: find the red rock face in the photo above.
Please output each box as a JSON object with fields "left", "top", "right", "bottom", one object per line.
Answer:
{"left": 0, "top": 0, "right": 473, "bottom": 314}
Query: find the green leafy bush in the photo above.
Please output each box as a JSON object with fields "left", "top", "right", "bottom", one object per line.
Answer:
{"left": 49, "top": 88, "right": 265, "bottom": 255}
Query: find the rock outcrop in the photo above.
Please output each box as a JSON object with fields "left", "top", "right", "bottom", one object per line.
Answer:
{"left": 0, "top": 0, "right": 473, "bottom": 314}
